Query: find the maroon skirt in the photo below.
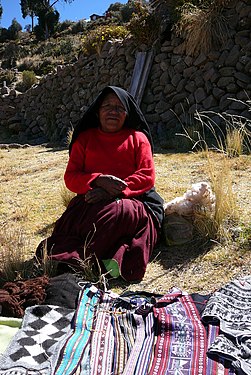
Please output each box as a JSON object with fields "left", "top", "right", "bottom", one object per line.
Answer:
{"left": 36, "top": 195, "right": 158, "bottom": 281}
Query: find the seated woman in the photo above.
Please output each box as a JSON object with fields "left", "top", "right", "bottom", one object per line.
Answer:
{"left": 36, "top": 86, "right": 164, "bottom": 281}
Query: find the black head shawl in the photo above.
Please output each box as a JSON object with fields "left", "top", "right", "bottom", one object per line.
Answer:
{"left": 69, "top": 86, "right": 154, "bottom": 153}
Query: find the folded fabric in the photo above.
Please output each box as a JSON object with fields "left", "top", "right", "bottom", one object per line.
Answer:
{"left": 54, "top": 285, "right": 102, "bottom": 375}
{"left": 0, "top": 304, "right": 74, "bottom": 375}
{"left": 43, "top": 272, "right": 82, "bottom": 309}
{"left": 202, "top": 276, "right": 251, "bottom": 375}
{"left": 207, "top": 334, "right": 251, "bottom": 375}
{"left": 0, "top": 317, "right": 22, "bottom": 355}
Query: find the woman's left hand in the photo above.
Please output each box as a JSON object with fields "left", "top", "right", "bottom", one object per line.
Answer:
{"left": 93, "top": 175, "right": 127, "bottom": 195}
{"left": 85, "top": 187, "right": 111, "bottom": 204}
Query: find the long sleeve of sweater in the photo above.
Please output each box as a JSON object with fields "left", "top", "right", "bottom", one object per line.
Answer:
{"left": 64, "top": 128, "right": 155, "bottom": 197}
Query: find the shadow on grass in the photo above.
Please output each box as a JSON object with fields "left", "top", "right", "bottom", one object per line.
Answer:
{"left": 41, "top": 144, "right": 67, "bottom": 152}
{"left": 0, "top": 132, "right": 67, "bottom": 151}
{"left": 153, "top": 236, "right": 214, "bottom": 270}
{"left": 36, "top": 222, "right": 55, "bottom": 237}
{"left": 107, "top": 236, "right": 215, "bottom": 292}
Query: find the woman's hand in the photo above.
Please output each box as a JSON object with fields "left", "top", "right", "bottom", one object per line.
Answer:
{"left": 93, "top": 175, "right": 127, "bottom": 195}
{"left": 85, "top": 188, "right": 111, "bottom": 204}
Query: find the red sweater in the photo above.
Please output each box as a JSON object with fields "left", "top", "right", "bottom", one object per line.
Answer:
{"left": 64, "top": 127, "right": 155, "bottom": 197}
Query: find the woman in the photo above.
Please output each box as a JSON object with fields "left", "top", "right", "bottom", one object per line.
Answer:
{"left": 36, "top": 86, "right": 164, "bottom": 281}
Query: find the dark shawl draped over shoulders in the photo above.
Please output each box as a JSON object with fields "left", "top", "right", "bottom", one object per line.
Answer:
{"left": 69, "top": 86, "right": 164, "bottom": 230}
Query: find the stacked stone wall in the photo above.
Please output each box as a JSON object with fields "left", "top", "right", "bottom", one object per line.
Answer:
{"left": 0, "top": 0, "right": 250, "bottom": 149}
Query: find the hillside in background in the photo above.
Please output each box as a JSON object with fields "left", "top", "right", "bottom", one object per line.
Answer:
{"left": 0, "top": 0, "right": 250, "bottom": 149}
{"left": 0, "top": 21, "right": 99, "bottom": 89}
{"left": 0, "top": 0, "right": 196, "bottom": 90}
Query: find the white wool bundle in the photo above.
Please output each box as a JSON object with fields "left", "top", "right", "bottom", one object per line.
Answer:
{"left": 164, "top": 182, "right": 216, "bottom": 216}
{"left": 185, "top": 182, "right": 215, "bottom": 208}
{"left": 163, "top": 196, "right": 194, "bottom": 216}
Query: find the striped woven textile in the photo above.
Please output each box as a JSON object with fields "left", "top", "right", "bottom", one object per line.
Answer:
{"left": 205, "top": 324, "right": 236, "bottom": 375}
{"left": 148, "top": 288, "right": 207, "bottom": 375}
{"left": 54, "top": 285, "right": 101, "bottom": 375}
{"left": 52, "top": 284, "right": 235, "bottom": 375}
{"left": 89, "top": 291, "right": 115, "bottom": 375}
{"left": 0, "top": 283, "right": 236, "bottom": 375}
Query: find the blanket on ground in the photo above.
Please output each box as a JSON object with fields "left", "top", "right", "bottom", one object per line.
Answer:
{"left": 0, "top": 317, "right": 22, "bottom": 355}
{"left": 0, "top": 304, "right": 74, "bottom": 375}
{"left": 0, "top": 282, "right": 236, "bottom": 375}
{"left": 202, "top": 276, "right": 251, "bottom": 375}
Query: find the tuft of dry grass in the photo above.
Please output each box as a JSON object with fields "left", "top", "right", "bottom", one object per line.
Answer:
{"left": 199, "top": 152, "right": 237, "bottom": 239}
{"left": 175, "top": 0, "right": 231, "bottom": 56}
{"left": 0, "top": 222, "right": 31, "bottom": 283}
{"left": 0, "top": 221, "right": 59, "bottom": 285}
{"left": 178, "top": 105, "right": 250, "bottom": 242}
{"left": 60, "top": 183, "right": 75, "bottom": 208}
{"left": 224, "top": 104, "right": 251, "bottom": 157}
{"left": 65, "top": 127, "right": 74, "bottom": 147}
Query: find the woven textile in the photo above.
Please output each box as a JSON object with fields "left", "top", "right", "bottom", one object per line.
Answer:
{"left": 205, "top": 324, "right": 236, "bottom": 375}
{"left": 0, "top": 282, "right": 238, "bottom": 375}
{"left": 89, "top": 291, "right": 115, "bottom": 375}
{"left": 54, "top": 285, "right": 101, "bottom": 375}
{"left": 202, "top": 276, "right": 251, "bottom": 375}
{"left": 51, "top": 285, "right": 234, "bottom": 375}
{"left": 0, "top": 305, "right": 74, "bottom": 375}
{"left": 149, "top": 288, "right": 207, "bottom": 375}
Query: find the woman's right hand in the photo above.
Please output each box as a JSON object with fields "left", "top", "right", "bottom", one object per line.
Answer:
{"left": 93, "top": 175, "right": 127, "bottom": 195}
{"left": 85, "top": 188, "right": 110, "bottom": 204}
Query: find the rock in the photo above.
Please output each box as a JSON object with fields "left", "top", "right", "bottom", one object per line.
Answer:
{"left": 234, "top": 72, "right": 251, "bottom": 83}
{"left": 1, "top": 86, "right": 10, "bottom": 95}
{"left": 202, "top": 95, "right": 218, "bottom": 110}
{"left": 194, "top": 88, "right": 207, "bottom": 103}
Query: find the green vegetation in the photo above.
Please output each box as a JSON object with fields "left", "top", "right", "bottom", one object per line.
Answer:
{"left": 128, "top": 2, "right": 160, "bottom": 45}
{"left": 81, "top": 24, "right": 128, "bottom": 55}
{"left": 21, "top": 69, "right": 37, "bottom": 88}
{"left": 0, "top": 69, "right": 15, "bottom": 86}
{"left": 14, "top": 69, "right": 37, "bottom": 92}
{"left": 20, "top": 0, "right": 73, "bottom": 38}
{"left": 0, "top": 0, "right": 234, "bottom": 83}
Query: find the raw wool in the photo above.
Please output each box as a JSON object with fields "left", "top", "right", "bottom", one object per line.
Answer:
{"left": 163, "top": 182, "right": 216, "bottom": 217}
{"left": 163, "top": 182, "right": 216, "bottom": 245}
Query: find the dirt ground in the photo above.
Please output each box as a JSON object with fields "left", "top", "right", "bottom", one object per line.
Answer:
{"left": 0, "top": 145, "right": 250, "bottom": 294}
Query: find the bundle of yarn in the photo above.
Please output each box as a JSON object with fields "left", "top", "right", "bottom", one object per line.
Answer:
{"left": 0, "top": 276, "right": 49, "bottom": 318}
{"left": 164, "top": 182, "right": 216, "bottom": 217}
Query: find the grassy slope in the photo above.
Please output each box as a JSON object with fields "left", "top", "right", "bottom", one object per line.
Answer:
{"left": 0, "top": 146, "right": 250, "bottom": 293}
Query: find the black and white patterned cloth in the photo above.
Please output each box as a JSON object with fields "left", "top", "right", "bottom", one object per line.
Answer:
{"left": 0, "top": 304, "right": 74, "bottom": 375}
{"left": 202, "top": 276, "right": 251, "bottom": 375}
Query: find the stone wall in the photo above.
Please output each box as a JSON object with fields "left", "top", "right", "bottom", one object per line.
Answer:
{"left": 0, "top": 0, "right": 250, "bottom": 149}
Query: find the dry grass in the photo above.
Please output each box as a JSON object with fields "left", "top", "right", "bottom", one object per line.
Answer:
{"left": 175, "top": 0, "right": 231, "bottom": 56}
{"left": 0, "top": 144, "right": 250, "bottom": 293}
{"left": 60, "top": 183, "right": 75, "bottom": 208}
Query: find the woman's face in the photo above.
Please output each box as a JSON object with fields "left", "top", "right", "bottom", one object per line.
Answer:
{"left": 98, "top": 93, "right": 127, "bottom": 133}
